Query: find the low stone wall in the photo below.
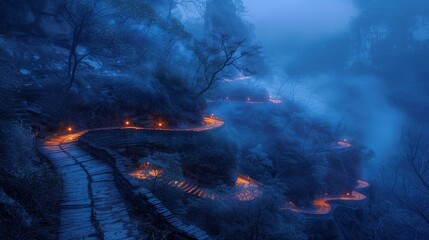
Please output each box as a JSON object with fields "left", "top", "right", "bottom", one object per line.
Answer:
{"left": 78, "top": 129, "right": 211, "bottom": 240}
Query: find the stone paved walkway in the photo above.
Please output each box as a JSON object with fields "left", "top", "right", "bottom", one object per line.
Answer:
{"left": 39, "top": 132, "right": 141, "bottom": 240}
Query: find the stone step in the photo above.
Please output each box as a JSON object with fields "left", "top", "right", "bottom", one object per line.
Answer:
{"left": 92, "top": 173, "right": 115, "bottom": 182}
{"left": 43, "top": 134, "right": 144, "bottom": 240}
{"left": 85, "top": 165, "right": 114, "bottom": 175}
{"left": 76, "top": 155, "right": 95, "bottom": 163}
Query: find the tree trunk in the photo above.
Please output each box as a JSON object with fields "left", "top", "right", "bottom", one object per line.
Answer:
{"left": 66, "top": 35, "right": 77, "bottom": 89}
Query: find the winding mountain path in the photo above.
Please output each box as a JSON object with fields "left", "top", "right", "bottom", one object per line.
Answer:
{"left": 38, "top": 112, "right": 367, "bottom": 239}
{"left": 40, "top": 131, "right": 140, "bottom": 240}
{"left": 282, "top": 180, "right": 369, "bottom": 215}
{"left": 38, "top": 117, "right": 223, "bottom": 240}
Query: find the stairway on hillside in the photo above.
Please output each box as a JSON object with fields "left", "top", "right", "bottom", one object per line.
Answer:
{"left": 39, "top": 133, "right": 143, "bottom": 240}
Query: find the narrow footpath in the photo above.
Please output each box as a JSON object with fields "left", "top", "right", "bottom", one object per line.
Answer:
{"left": 39, "top": 132, "right": 141, "bottom": 240}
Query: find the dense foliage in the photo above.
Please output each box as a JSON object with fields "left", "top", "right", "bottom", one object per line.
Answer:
{"left": 1, "top": 0, "right": 428, "bottom": 239}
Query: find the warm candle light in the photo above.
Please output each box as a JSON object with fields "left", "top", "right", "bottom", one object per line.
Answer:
{"left": 283, "top": 180, "right": 369, "bottom": 215}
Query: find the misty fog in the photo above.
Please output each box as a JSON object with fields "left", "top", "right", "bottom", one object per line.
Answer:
{"left": 1, "top": 0, "right": 429, "bottom": 239}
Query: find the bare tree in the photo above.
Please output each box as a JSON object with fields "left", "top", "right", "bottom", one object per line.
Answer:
{"left": 63, "top": 0, "right": 105, "bottom": 90}
{"left": 193, "top": 34, "right": 260, "bottom": 98}
{"left": 393, "top": 127, "right": 429, "bottom": 231}
{"left": 136, "top": 153, "right": 184, "bottom": 194}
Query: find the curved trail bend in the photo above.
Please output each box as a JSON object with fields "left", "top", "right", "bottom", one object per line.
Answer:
{"left": 39, "top": 112, "right": 368, "bottom": 240}
{"left": 39, "top": 117, "right": 223, "bottom": 240}
{"left": 282, "top": 180, "right": 370, "bottom": 215}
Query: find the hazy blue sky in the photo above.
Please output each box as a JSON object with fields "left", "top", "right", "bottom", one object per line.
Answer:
{"left": 242, "top": 0, "right": 359, "bottom": 43}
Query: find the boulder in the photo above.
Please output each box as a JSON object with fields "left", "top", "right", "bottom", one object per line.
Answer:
{"left": 0, "top": 187, "right": 32, "bottom": 228}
